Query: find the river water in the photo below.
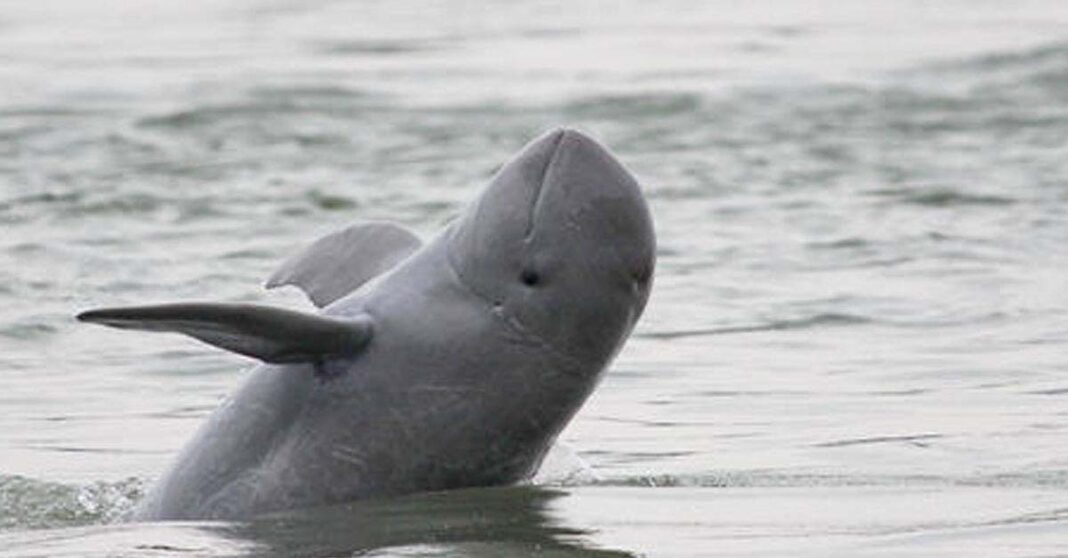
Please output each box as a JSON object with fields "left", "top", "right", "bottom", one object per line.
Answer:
{"left": 1, "top": 1, "right": 1067, "bottom": 556}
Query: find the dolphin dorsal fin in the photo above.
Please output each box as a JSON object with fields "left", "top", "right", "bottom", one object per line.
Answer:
{"left": 76, "top": 303, "right": 373, "bottom": 365}
{"left": 266, "top": 222, "right": 421, "bottom": 307}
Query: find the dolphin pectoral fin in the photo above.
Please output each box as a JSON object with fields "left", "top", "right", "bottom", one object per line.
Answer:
{"left": 76, "top": 303, "right": 373, "bottom": 364}
{"left": 265, "top": 222, "right": 421, "bottom": 307}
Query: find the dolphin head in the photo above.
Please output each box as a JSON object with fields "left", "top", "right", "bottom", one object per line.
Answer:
{"left": 448, "top": 128, "right": 655, "bottom": 372}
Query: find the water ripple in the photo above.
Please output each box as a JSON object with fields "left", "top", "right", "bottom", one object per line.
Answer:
{"left": 639, "top": 313, "right": 870, "bottom": 339}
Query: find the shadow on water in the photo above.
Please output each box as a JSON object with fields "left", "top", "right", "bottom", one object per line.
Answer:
{"left": 212, "top": 486, "right": 635, "bottom": 557}
{"left": 0, "top": 485, "right": 635, "bottom": 557}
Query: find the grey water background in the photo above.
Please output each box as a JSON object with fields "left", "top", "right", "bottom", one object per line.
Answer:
{"left": 1, "top": 0, "right": 1067, "bottom": 555}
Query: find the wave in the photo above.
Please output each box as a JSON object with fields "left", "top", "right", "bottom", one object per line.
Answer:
{"left": 596, "top": 470, "right": 1068, "bottom": 490}
{"left": 638, "top": 312, "right": 869, "bottom": 340}
{"left": 870, "top": 187, "right": 1017, "bottom": 208}
{"left": 921, "top": 41, "right": 1068, "bottom": 82}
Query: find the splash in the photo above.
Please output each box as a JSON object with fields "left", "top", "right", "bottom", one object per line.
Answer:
{"left": 0, "top": 475, "right": 145, "bottom": 531}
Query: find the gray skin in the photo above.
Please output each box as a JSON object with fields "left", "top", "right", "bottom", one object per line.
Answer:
{"left": 78, "top": 129, "right": 655, "bottom": 521}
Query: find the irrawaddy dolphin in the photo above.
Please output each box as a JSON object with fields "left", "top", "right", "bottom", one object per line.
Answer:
{"left": 78, "top": 128, "right": 656, "bottom": 521}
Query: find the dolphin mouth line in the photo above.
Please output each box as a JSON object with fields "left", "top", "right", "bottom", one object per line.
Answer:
{"left": 488, "top": 303, "right": 586, "bottom": 374}
{"left": 443, "top": 244, "right": 586, "bottom": 375}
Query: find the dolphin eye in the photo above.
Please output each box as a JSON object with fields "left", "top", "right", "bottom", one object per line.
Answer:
{"left": 520, "top": 269, "right": 540, "bottom": 287}
{"left": 632, "top": 264, "right": 652, "bottom": 285}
